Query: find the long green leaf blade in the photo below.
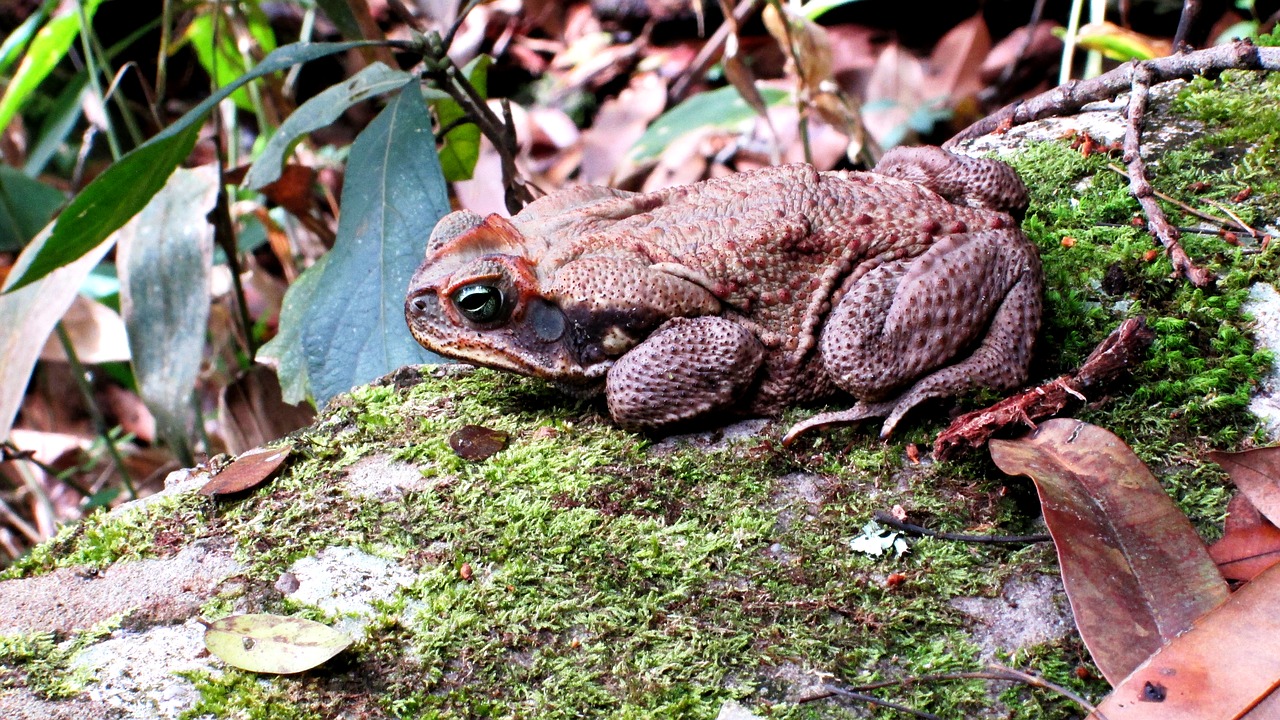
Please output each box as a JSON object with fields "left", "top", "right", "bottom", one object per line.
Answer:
{"left": 2, "top": 40, "right": 384, "bottom": 294}
{"left": 0, "top": 0, "right": 104, "bottom": 132}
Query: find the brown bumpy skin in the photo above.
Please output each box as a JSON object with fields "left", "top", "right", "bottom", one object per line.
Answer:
{"left": 405, "top": 147, "right": 1042, "bottom": 439}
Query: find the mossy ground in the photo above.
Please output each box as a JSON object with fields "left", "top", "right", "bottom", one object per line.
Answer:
{"left": 3, "top": 71, "right": 1279, "bottom": 719}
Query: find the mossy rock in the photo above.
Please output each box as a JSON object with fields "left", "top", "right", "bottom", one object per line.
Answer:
{"left": 1, "top": 70, "right": 1278, "bottom": 720}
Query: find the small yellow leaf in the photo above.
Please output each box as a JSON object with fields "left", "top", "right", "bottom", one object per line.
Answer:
{"left": 203, "top": 614, "right": 351, "bottom": 674}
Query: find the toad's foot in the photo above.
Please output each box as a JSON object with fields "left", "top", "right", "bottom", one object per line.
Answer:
{"left": 781, "top": 400, "right": 898, "bottom": 446}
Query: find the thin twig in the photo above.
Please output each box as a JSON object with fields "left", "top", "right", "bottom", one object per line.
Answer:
{"left": 1200, "top": 196, "right": 1259, "bottom": 237}
{"left": 669, "top": 0, "right": 766, "bottom": 103}
{"left": 441, "top": 0, "right": 485, "bottom": 54}
{"left": 1122, "top": 63, "right": 1215, "bottom": 286}
{"left": 997, "top": 0, "right": 1050, "bottom": 90}
{"left": 873, "top": 511, "right": 1051, "bottom": 545}
{"left": 933, "top": 317, "right": 1155, "bottom": 460}
{"left": 1105, "top": 163, "right": 1254, "bottom": 234}
{"left": 1173, "top": 0, "right": 1202, "bottom": 51}
{"left": 948, "top": 40, "right": 1280, "bottom": 145}
{"left": 986, "top": 663, "right": 1100, "bottom": 716}
{"left": 809, "top": 684, "right": 945, "bottom": 720}
{"left": 819, "top": 665, "right": 1101, "bottom": 717}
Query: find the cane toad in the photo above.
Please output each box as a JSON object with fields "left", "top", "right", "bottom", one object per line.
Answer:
{"left": 405, "top": 146, "right": 1042, "bottom": 440}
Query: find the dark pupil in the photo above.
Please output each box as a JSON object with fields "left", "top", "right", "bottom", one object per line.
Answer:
{"left": 454, "top": 284, "right": 503, "bottom": 323}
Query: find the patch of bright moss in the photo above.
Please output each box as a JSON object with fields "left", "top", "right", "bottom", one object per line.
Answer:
{"left": 0, "top": 621, "right": 117, "bottom": 699}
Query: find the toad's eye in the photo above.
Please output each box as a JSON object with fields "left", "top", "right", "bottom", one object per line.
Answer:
{"left": 452, "top": 283, "right": 505, "bottom": 324}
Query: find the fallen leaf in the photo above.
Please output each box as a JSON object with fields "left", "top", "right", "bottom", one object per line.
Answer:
{"left": 258, "top": 164, "right": 317, "bottom": 217}
{"left": 203, "top": 614, "right": 351, "bottom": 674}
{"left": 1208, "top": 494, "right": 1280, "bottom": 581}
{"left": 1208, "top": 447, "right": 1280, "bottom": 525}
{"left": 1089, "top": 561, "right": 1280, "bottom": 718}
{"left": 37, "top": 295, "right": 131, "bottom": 364}
{"left": 198, "top": 444, "right": 293, "bottom": 496}
{"left": 218, "top": 364, "right": 316, "bottom": 455}
{"left": 990, "top": 419, "right": 1229, "bottom": 684}
{"left": 926, "top": 14, "right": 991, "bottom": 106}
{"left": 580, "top": 71, "right": 666, "bottom": 184}
{"left": 448, "top": 425, "right": 509, "bottom": 461}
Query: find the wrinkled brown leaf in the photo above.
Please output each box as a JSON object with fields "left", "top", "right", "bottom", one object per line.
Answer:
{"left": 449, "top": 425, "right": 509, "bottom": 461}
{"left": 1089, "top": 561, "right": 1280, "bottom": 719}
{"left": 990, "top": 419, "right": 1229, "bottom": 685}
{"left": 580, "top": 71, "right": 666, "bottom": 184}
{"left": 1208, "top": 494, "right": 1280, "bottom": 582}
{"left": 198, "top": 443, "right": 293, "bottom": 496}
{"left": 1209, "top": 447, "right": 1280, "bottom": 525}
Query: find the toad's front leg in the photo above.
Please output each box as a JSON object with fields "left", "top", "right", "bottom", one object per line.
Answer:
{"left": 605, "top": 316, "right": 765, "bottom": 431}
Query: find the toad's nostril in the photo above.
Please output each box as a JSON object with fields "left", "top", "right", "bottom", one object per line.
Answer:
{"left": 412, "top": 297, "right": 428, "bottom": 313}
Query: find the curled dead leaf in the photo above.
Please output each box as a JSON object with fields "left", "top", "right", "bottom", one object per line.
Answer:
{"left": 449, "top": 425, "right": 509, "bottom": 461}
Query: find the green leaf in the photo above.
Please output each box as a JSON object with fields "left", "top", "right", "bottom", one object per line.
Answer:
{"left": 185, "top": 5, "right": 278, "bottom": 112}
{"left": 244, "top": 62, "right": 414, "bottom": 190}
{"left": 0, "top": 166, "right": 64, "bottom": 251}
{"left": 2, "top": 40, "right": 383, "bottom": 294}
{"left": 117, "top": 167, "right": 220, "bottom": 466}
{"left": 23, "top": 73, "right": 89, "bottom": 177}
{"left": 203, "top": 614, "right": 351, "bottom": 674}
{"left": 800, "top": 0, "right": 872, "bottom": 21}
{"left": 259, "top": 253, "right": 328, "bottom": 405}
{"left": 0, "top": 4, "right": 50, "bottom": 77}
{"left": 626, "top": 85, "right": 790, "bottom": 166}
{"left": 300, "top": 83, "right": 448, "bottom": 406}
{"left": 434, "top": 55, "right": 492, "bottom": 182}
{"left": 314, "top": 0, "right": 364, "bottom": 40}
{"left": 0, "top": 0, "right": 104, "bottom": 132}
{"left": 0, "top": 225, "right": 115, "bottom": 441}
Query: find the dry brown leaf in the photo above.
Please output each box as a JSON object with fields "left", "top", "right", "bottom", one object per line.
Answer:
{"left": 448, "top": 425, "right": 509, "bottom": 461}
{"left": 217, "top": 364, "right": 315, "bottom": 456}
{"left": 1208, "top": 494, "right": 1280, "bottom": 582}
{"left": 1209, "top": 447, "right": 1280, "bottom": 525}
{"left": 198, "top": 444, "right": 293, "bottom": 497}
{"left": 926, "top": 14, "right": 991, "bottom": 106}
{"left": 1089, "top": 561, "right": 1280, "bottom": 719}
{"left": 258, "top": 164, "right": 317, "bottom": 218}
{"left": 990, "top": 419, "right": 1229, "bottom": 685}
{"left": 861, "top": 42, "right": 927, "bottom": 148}
{"left": 580, "top": 72, "right": 666, "bottom": 184}
{"left": 980, "top": 21, "right": 1064, "bottom": 84}
{"left": 38, "top": 296, "right": 131, "bottom": 364}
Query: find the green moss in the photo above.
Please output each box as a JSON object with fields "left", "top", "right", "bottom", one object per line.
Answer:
{"left": 179, "top": 670, "right": 323, "bottom": 720}
{"left": 0, "top": 621, "right": 117, "bottom": 699}
{"left": 1, "top": 491, "right": 207, "bottom": 580}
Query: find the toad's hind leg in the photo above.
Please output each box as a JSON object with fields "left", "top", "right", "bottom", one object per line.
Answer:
{"left": 606, "top": 316, "right": 765, "bottom": 431}
{"left": 786, "top": 229, "right": 1041, "bottom": 443}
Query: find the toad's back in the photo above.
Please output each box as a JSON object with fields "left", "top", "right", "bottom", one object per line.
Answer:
{"left": 534, "top": 163, "right": 1017, "bottom": 348}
